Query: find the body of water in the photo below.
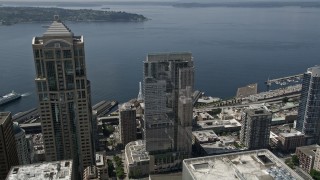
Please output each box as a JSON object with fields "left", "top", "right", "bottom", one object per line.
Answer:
{"left": 1, "top": 3, "right": 320, "bottom": 113}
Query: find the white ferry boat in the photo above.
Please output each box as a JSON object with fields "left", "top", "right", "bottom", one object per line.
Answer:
{"left": 0, "top": 91, "right": 22, "bottom": 106}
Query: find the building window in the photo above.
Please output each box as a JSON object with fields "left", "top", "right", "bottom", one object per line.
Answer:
{"left": 45, "top": 50, "right": 54, "bottom": 59}
{"left": 63, "top": 50, "right": 72, "bottom": 58}
{"left": 55, "top": 50, "right": 61, "bottom": 59}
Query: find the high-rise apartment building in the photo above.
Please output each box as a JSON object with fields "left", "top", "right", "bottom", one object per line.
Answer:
{"left": 119, "top": 103, "right": 137, "bottom": 146}
{"left": 143, "top": 52, "right": 194, "bottom": 172}
{"left": 296, "top": 66, "right": 320, "bottom": 145}
{"left": 32, "top": 18, "right": 94, "bottom": 173}
{"left": 13, "top": 122, "right": 30, "bottom": 165}
{"left": 240, "top": 109, "right": 272, "bottom": 150}
{"left": 314, "top": 147, "right": 320, "bottom": 171}
{"left": 0, "top": 112, "right": 19, "bottom": 180}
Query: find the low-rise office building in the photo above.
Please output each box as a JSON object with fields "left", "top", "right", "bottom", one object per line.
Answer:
{"left": 6, "top": 160, "right": 74, "bottom": 180}
{"left": 196, "top": 119, "right": 241, "bottom": 133}
{"left": 192, "top": 130, "right": 241, "bottom": 155}
{"left": 182, "top": 149, "right": 303, "bottom": 180}
{"left": 83, "top": 153, "right": 108, "bottom": 180}
{"left": 277, "top": 132, "right": 305, "bottom": 152}
{"left": 125, "top": 140, "right": 150, "bottom": 178}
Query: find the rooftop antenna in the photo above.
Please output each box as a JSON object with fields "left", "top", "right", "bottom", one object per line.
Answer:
{"left": 137, "top": 82, "right": 143, "bottom": 101}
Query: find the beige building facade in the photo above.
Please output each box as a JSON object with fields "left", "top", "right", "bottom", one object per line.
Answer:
{"left": 32, "top": 18, "right": 94, "bottom": 173}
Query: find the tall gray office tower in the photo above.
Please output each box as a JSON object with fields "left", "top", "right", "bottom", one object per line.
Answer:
{"left": 13, "top": 122, "right": 30, "bottom": 165}
{"left": 0, "top": 112, "right": 19, "bottom": 180}
{"left": 240, "top": 109, "right": 272, "bottom": 150}
{"left": 143, "top": 52, "right": 194, "bottom": 172}
{"left": 297, "top": 66, "right": 320, "bottom": 145}
{"left": 32, "top": 18, "right": 94, "bottom": 173}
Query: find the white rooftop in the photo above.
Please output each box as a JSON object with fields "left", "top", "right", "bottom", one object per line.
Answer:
{"left": 200, "top": 136, "right": 239, "bottom": 155}
{"left": 125, "top": 140, "right": 149, "bottom": 165}
{"left": 6, "top": 160, "right": 73, "bottom": 180}
{"left": 197, "top": 119, "right": 241, "bottom": 129}
{"left": 183, "top": 149, "right": 303, "bottom": 180}
{"left": 192, "top": 130, "right": 218, "bottom": 143}
{"left": 279, "top": 131, "right": 303, "bottom": 138}
{"left": 119, "top": 102, "right": 135, "bottom": 111}
{"left": 197, "top": 97, "right": 220, "bottom": 104}
{"left": 95, "top": 153, "right": 105, "bottom": 167}
{"left": 307, "top": 65, "right": 320, "bottom": 77}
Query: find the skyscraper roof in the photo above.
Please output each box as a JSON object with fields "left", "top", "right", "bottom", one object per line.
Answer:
{"left": 0, "top": 112, "right": 10, "bottom": 125}
{"left": 43, "top": 20, "right": 73, "bottom": 37}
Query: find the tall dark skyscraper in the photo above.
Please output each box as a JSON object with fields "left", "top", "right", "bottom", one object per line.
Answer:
{"left": 143, "top": 52, "right": 194, "bottom": 172}
{"left": 32, "top": 18, "right": 94, "bottom": 173}
{"left": 240, "top": 109, "right": 272, "bottom": 150}
{"left": 119, "top": 103, "right": 137, "bottom": 147}
{"left": 0, "top": 112, "right": 19, "bottom": 180}
{"left": 297, "top": 66, "right": 320, "bottom": 145}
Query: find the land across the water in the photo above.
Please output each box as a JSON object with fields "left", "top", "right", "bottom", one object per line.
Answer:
{"left": 0, "top": 6, "right": 147, "bottom": 25}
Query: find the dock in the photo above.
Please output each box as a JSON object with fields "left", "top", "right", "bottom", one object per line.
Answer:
{"left": 92, "top": 100, "right": 118, "bottom": 117}
{"left": 265, "top": 74, "right": 303, "bottom": 90}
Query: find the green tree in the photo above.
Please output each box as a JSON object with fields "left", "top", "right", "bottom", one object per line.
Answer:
{"left": 311, "top": 169, "right": 320, "bottom": 180}
{"left": 103, "top": 125, "right": 115, "bottom": 136}
{"left": 107, "top": 159, "right": 116, "bottom": 177}
{"left": 113, "top": 155, "right": 126, "bottom": 179}
{"left": 285, "top": 158, "right": 294, "bottom": 169}
{"left": 116, "top": 167, "right": 125, "bottom": 179}
{"left": 292, "top": 155, "right": 299, "bottom": 166}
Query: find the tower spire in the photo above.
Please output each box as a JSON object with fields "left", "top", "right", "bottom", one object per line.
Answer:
{"left": 137, "top": 82, "right": 143, "bottom": 101}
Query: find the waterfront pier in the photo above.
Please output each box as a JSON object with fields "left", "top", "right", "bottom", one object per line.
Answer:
{"left": 265, "top": 73, "right": 303, "bottom": 90}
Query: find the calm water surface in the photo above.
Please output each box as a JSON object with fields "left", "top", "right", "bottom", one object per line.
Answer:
{"left": 0, "top": 4, "right": 320, "bottom": 113}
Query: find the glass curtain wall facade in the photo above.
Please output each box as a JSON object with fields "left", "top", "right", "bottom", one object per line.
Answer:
{"left": 143, "top": 52, "right": 194, "bottom": 172}
{"left": 296, "top": 66, "right": 320, "bottom": 145}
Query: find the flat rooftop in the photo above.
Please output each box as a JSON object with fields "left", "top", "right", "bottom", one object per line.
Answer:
{"left": 200, "top": 136, "right": 240, "bottom": 155}
{"left": 6, "top": 160, "right": 73, "bottom": 180}
{"left": 192, "top": 130, "right": 218, "bottom": 143}
{"left": 246, "top": 108, "right": 272, "bottom": 117}
{"left": 197, "top": 119, "right": 241, "bottom": 129}
{"left": 146, "top": 52, "right": 192, "bottom": 62}
{"left": 125, "top": 140, "right": 149, "bottom": 165}
{"left": 296, "top": 144, "right": 320, "bottom": 157}
{"left": 95, "top": 153, "right": 105, "bottom": 167}
{"left": 183, "top": 149, "right": 303, "bottom": 180}
{"left": 279, "top": 131, "right": 303, "bottom": 138}
{"left": 236, "top": 83, "right": 258, "bottom": 99}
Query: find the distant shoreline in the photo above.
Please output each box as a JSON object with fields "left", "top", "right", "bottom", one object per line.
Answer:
{"left": 0, "top": 6, "right": 147, "bottom": 25}
{"left": 173, "top": 2, "right": 320, "bottom": 8}
{"left": 1, "top": 1, "right": 320, "bottom": 8}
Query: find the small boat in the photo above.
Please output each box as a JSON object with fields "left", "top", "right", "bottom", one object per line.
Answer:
{"left": 0, "top": 91, "right": 22, "bottom": 106}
